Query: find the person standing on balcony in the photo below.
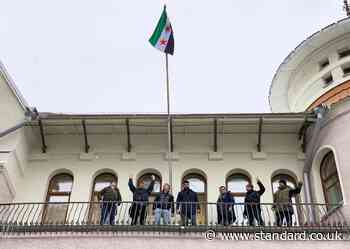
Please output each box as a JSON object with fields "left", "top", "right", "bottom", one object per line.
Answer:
{"left": 217, "top": 186, "right": 236, "bottom": 226}
{"left": 99, "top": 181, "right": 122, "bottom": 225}
{"left": 243, "top": 178, "right": 265, "bottom": 226}
{"left": 176, "top": 180, "right": 199, "bottom": 226}
{"left": 273, "top": 179, "right": 303, "bottom": 227}
{"left": 153, "top": 183, "right": 174, "bottom": 225}
{"left": 128, "top": 174, "right": 155, "bottom": 225}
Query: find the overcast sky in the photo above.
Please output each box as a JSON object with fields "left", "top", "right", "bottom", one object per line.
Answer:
{"left": 0, "top": 1, "right": 345, "bottom": 114}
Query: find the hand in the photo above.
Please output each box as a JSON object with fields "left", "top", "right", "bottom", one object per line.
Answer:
{"left": 129, "top": 174, "right": 133, "bottom": 179}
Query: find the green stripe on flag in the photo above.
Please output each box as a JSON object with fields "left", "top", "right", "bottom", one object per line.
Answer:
{"left": 149, "top": 9, "right": 168, "bottom": 46}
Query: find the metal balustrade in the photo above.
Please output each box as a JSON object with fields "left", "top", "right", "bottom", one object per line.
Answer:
{"left": 0, "top": 201, "right": 347, "bottom": 234}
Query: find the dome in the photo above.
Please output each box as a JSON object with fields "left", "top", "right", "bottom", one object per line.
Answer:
{"left": 269, "top": 17, "right": 350, "bottom": 112}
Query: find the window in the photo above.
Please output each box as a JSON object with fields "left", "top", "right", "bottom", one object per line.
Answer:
{"left": 338, "top": 47, "right": 350, "bottom": 59}
{"left": 226, "top": 173, "right": 251, "bottom": 224}
{"left": 322, "top": 73, "right": 333, "bottom": 86}
{"left": 319, "top": 58, "right": 329, "bottom": 71}
{"left": 89, "top": 173, "right": 118, "bottom": 224}
{"left": 226, "top": 173, "right": 250, "bottom": 203}
{"left": 320, "top": 152, "right": 343, "bottom": 205}
{"left": 44, "top": 173, "right": 73, "bottom": 224}
{"left": 342, "top": 64, "right": 350, "bottom": 76}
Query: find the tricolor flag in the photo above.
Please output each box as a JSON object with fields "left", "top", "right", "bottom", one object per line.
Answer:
{"left": 149, "top": 7, "right": 174, "bottom": 55}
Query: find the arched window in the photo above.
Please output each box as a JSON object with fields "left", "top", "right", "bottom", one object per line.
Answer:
{"left": 226, "top": 173, "right": 251, "bottom": 203}
{"left": 182, "top": 173, "right": 207, "bottom": 225}
{"left": 89, "top": 172, "right": 118, "bottom": 224}
{"left": 44, "top": 173, "right": 73, "bottom": 223}
{"left": 183, "top": 173, "right": 206, "bottom": 193}
{"left": 226, "top": 173, "right": 250, "bottom": 224}
{"left": 320, "top": 152, "right": 343, "bottom": 204}
{"left": 91, "top": 173, "right": 118, "bottom": 201}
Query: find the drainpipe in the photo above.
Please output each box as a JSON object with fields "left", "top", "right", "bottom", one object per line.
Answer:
{"left": 0, "top": 107, "right": 38, "bottom": 139}
{"left": 302, "top": 105, "right": 328, "bottom": 223}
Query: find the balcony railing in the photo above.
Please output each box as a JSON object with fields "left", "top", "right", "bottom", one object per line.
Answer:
{"left": 0, "top": 201, "right": 347, "bottom": 234}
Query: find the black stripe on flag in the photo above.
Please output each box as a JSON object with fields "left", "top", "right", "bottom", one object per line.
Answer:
{"left": 165, "top": 31, "right": 174, "bottom": 55}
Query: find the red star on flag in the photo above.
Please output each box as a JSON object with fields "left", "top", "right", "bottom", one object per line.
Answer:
{"left": 160, "top": 39, "right": 167, "bottom": 45}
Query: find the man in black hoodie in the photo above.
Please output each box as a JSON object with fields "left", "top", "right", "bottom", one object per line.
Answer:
{"left": 243, "top": 178, "right": 265, "bottom": 226}
{"left": 176, "top": 180, "right": 198, "bottom": 226}
{"left": 128, "top": 174, "right": 155, "bottom": 225}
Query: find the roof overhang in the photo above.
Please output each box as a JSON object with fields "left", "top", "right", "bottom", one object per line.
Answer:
{"left": 0, "top": 61, "right": 29, "bottom": 111}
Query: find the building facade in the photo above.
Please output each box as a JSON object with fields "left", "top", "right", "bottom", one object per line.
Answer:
{"left": 1, "top": 16, "right": 350, "bottom": 249}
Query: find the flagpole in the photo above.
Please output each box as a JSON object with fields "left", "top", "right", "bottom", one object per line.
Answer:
{"left": 165, "top": 53, "right": 173, "bottom": 190}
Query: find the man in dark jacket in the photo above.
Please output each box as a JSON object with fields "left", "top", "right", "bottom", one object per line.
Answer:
{"left": 176, "top": 180, "right": 198, "bottom": 226}
{"left": 243, "top": 178, "right": 265, "bottom": 226}
{"left": 154, "top": 183, "right": 174, "bottom": 225}
{"left": 273, "top": 179, "right": 303, "bottom": 226}
{"left": 217, "top": 186, "right": 236, "bottom": 226}
{"left": 128, "top": 174, "right": 155, "bottom": 225}
{"left": 99, "top": 181, "right": 122, "bottom": 225}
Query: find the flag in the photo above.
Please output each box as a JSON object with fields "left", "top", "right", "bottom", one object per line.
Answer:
{"left": 149, "top": 7, "right": 174, "bottom": 55}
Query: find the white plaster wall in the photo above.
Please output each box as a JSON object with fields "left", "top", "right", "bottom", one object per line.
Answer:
{"left": 11, "top": 130, "right": 305, "bottom": 206}
{"left": 0, "top": 74, "right": 24, "bottom": 131}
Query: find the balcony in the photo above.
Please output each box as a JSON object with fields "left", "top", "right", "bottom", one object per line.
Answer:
{"left": 0, "top": 201, "right": 348, "bottom": 235}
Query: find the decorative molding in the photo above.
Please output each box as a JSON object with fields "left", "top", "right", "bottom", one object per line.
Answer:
{"left": 0, "top": 162, "right": 16, "bottom": 199}
{"left": 79, "top": 152, "right": 96, "bottom": 161}
{"left": 164, "top": 152, "right": 180, "bottom": 161}
{"left": 251, "top": 151, "right": 267, "bottom": 160}
{"left": 297, "top": 152, "right": 306, "bottom": 161}
{"left": 29, "top": 153, "right": 49, "bottom": 162}
{"left": 121, "top": 152, "right": 136, "bottom": 161}
{"left": 208, "top": 152, "right": 223, "bottom": 161}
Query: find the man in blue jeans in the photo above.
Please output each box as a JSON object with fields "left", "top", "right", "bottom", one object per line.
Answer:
{"left": 99, "top": 181, "right": 122, "bottom": 225}
{"left": 154, "top": 183, "right": 174, "bottom": 225}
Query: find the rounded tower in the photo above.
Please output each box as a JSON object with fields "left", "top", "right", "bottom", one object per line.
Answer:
{"left": 269, "top": 17, "right": 350, "bottom": 112}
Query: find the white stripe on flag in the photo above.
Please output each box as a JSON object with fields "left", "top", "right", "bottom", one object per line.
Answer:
{"left": 155, "top": 19, "right": 171, "bottom": 51}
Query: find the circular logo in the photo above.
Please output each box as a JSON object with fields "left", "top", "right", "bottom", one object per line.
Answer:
{"left": 204, "top": 229, "right": 216, "bottom": 241}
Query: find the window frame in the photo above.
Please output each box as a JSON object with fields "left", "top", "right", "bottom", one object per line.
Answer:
{"left": 320, "top": 152, "right": 343, "bottom": 205}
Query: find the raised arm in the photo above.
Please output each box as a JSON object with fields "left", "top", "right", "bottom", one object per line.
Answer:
{"left": 257, "top": 179, "right": 265, "bottom": 196}
{"left": 289, "top": 182, "right": 303, "bottom": 197}
{"left": 128, "top": 176, "right": 136, "bottom": 193}
{"left": 147, "top": 178, "right": 155, "bottom": 193}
